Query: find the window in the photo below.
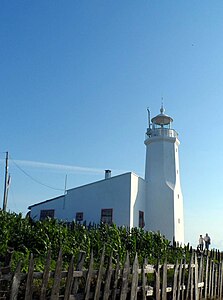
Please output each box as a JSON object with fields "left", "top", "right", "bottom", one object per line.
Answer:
{"left": 76, "top": 212, "right": 83, "bottom": 222}
{"left": 101, "top": 209, "right": 113, "bottom": 225}
{"left": 40, "top": 209, "right": 55, "bottom": 220}
{"left": 139, "top": 211, "right": 145, "bottom": 228}
{"left": 178, "top": 218, "right": 181, "bottom": 224}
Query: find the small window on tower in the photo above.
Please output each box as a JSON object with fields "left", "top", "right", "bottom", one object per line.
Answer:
{"left": 76, "top": 212, "right": 83, "bottom": 222}
{"left": 176, "top": 148, "right": 178, "bottom": 152}
{"left": 178, "top": 218, "right": 180, "bottom": 224}
{"left": 178, "top": 194, "right": 180, "bottom": 199}
{"left": 139, "top": 211, "right": 145, "bottom": 228}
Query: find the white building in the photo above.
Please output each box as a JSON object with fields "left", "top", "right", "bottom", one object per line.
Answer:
{"left": 28, "top": 107, "right": 184, "bottom": 244}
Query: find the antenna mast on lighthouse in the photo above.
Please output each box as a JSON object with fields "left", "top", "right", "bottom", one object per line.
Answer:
{"left": 147, "top": 107, "right": 151, "bottom": 129}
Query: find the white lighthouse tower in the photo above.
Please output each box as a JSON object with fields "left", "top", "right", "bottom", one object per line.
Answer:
{"left": 144, "top": 106, "right": 184, "bottom": 244}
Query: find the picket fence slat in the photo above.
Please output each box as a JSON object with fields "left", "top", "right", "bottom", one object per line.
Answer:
{"left": 72, "top": 250, "right": 86, "bottom": 297}
{"left": 217, "top": 261, "right": 221, "bottom": 298}
{"left": 130, "top": 253, "right": 138, "bottom": 300}
{"left": 10, "top": 261, "right": 21, "bottom": 300}
{"left": 142, "top": 259, "right": 148, "bottom": 300}
{"left": 204, "top": 255, "right": 209, "bottom": 299}
{"left": 25, "top": 253, "right": 34, "bottom": 300}
{"left": 40, "top": 250, "right": 51, "bottom": 300}
{"left": 194, "top": 251, "right": 199, "bottom": 300}
{"left": 94, "top": 246, "right": 105, "bottom": 300}
{"left": 120, "top": 252, "right": 130, "bottom": 300}
{"left": 84, "top": 250, "right": 94, "bottom": 300}
{"left": 155, "top": 260, "right": 160, "bottom": 300}
{"left": 208, "top": 259, "right": 213, "bottom": 298}
{"left": 172, "top": 260, "right": 179, "bottom": 300}
{"left": 177, "top": 259, "right": 183, "bottom": 300}
{"left": 64, "top": 256, "right": 74, "bottom": 300}
{"left": 50, "top": 249, "right": 63, "bottom": 300}
{"left": 185, "top": 251, "right": 193, "bottom": 300}
{"left": 103, "top": 252, "right": 113, "bottom": 300}
{"left": 214, "top": 263, "right": 218, "bottom": 298}
{"left": 162, "top": 259, "right": 167, "bottom": 300}
{"left": 111, "top": 255, "right": 120, "bottom": 300}
{"left": 219, "top": 261, "right": 223, "bottom": 299}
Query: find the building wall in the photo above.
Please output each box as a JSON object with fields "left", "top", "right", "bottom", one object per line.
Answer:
{"left": 130, "top": 174, "right": 146, "bottom": 228}
{"left": 30, "top": 173, "right": 133, "bottom": 226}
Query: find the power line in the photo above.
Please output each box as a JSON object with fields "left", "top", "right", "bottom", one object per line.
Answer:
{"left": 10, "top": 156, "right": 64, "bottom": 192}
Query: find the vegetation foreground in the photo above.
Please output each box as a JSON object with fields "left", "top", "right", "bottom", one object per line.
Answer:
{"left": 0, "top": 211, "right": 191, "bottom": 272}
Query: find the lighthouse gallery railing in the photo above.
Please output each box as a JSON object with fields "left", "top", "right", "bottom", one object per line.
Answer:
{"left": 146, "top": 128, "right": 178, "bottom": 138}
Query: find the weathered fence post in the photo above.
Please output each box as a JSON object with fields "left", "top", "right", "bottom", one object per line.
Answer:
{"left": 198, "top": 253, "right": 203, "bottom": 299}
{"left": 10, "top": 261, "right": 22, "bottom": 300}
{"left": 214, "top": 262, "right": 218, "bottom": 298}
{"left": 84, "top": 250, "right": 94, "bottom": 300}
{"left": 177, "top": 259, "right": 183, "bottom": 300}
{"left": 194, "top": 251, "right": 199, "bottom": 300}
{"left": 162, "top": 259, "right": 167, "bottom": 300}
{"left": 50, "top": 249, "right": 63, "bottom": 300}
{"left": 204, "top": 255, "right": 209, "bottom": 299}
{"left": 64, "top": 256, "right": 74, "bottom": 300}
{"left": 208, "top": 260, "right": 213, "bottom": 298}
{"left": 181, "top": 259, "right": 186, "bottom": 300}
{"left": 219, "top": 261, "right": 223, "bottom": 299}
{"left": 120, "top": 252, "right": 130, "bottom": 300}
{"left": 94, "top": 246, "right": 105, "bottom": 300}
{"left": 103, "top": 252, "right": 113, "bottom": 300}
{"left": 111, "top": 255, "right": 120, "bottom": 300}
{"left": 24, "top": 253, "right": 34, "bottom": 300}
{"left": 40, "top": 250, "right": 51, "bottom": 300}
{"left": 72, "top": 250, "right": 86, "bottom": 298}
{"left": 186, "top": 250, "right": 193, "bottom": 300}
{"left": 172, "top": 260, "right": 179, "bottom": 300}
{"left": 155, "top": 260, "right": 160, "bottom": 300}
{"left": 130, "top": 253, "right": 139, "bottom": 300}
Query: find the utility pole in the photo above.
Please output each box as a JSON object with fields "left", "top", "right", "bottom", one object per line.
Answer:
{"left": 2, "top": 151, "right": 9, "bottom": 211}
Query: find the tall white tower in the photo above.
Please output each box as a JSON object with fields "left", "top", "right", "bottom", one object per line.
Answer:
{"left": 144, "top": 106, "right": 184, "bottom": 244}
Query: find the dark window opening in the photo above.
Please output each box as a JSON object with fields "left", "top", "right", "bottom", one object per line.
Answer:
{"left": 101, "top": 208, "right": 113, "bottom": 225}
{"left": 76, "top": 212, "right": 83, "bottom": 222}
{"left": 139, "top": 211, "right": 145, "bottom": 228}
{"left": 40, "top": 209, "right": 55, "bottom": 220}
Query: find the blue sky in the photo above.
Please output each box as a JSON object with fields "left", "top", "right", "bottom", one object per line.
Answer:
{"left": 1, "top": 0, "right": 223, "bottom": 249}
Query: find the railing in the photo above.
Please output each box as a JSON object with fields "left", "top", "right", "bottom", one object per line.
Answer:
{"left": 146, "top": 128, "right": 178, "bottom": 138}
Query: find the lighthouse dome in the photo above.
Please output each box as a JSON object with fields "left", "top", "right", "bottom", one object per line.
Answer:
{"left": 151, "top": 106, "right": 173, "bottom": 126}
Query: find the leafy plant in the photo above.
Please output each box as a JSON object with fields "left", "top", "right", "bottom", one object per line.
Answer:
{"left": 0, "top": 211, "right": 191, "bottom": 271}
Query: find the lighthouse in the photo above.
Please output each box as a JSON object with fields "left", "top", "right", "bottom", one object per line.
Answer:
{"left": 28, "top": 105, "right": 184, "bottom": 245}
{"left": 144, "top": 106, "right": 184, "bottom": 244}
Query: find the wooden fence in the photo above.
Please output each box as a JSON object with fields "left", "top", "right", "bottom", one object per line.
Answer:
{"left": 0, "top": 248, "right": 223, "bottom": 299}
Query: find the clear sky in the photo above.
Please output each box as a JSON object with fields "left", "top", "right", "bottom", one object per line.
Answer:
{"left": 1, "top": 0, "right": 223, "bottom": 249}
